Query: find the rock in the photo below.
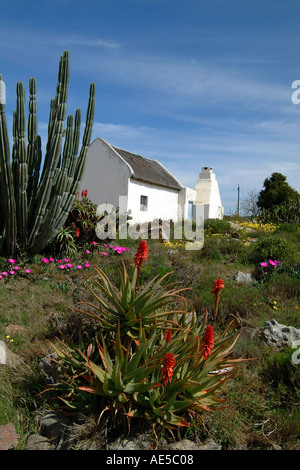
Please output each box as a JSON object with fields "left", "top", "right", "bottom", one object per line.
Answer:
{"left": 234, "top": 271, "right": 255, "bottom": 284}
{"left": 0, "top": 423, "right": 20, "bottom": 450}
{"left": 167, "top": 249, "right": 178, "bottom": 256}
{"left": 37, "top": 353, "right": 60, "bottom": 384}
{"left": 25, "top": 434, "right": 55, "bottom": 451}
{"left": 4, "top": 347, "right": 26, "bottom": 369}
{"left": 229, "top": 221, "right": 254, "bottom": 233}
{"left": 167, "top": 438, "right": 221, "bottom": 451}
{"left": 108, "top": 436, "right": 153, "bottom": 451}
{"left": 262, "top": 319, "right": 300, "bottom": 348}
{"left": 39, "top": 411, "right": 70, "bottom": 442}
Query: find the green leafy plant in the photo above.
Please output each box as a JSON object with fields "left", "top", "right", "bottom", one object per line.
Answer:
{"left": 75, "top": 241, "right": 188, "bottom": 341}
{"left": 0, "top": 51, "right": 95, "bottom": 256}
{"left": 44, "top": 241, "right": 246, "bottom": 431}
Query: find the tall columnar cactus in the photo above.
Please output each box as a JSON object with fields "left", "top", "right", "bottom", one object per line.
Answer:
{"left": 0, "top": 51, "right": 96, "bottom": 255}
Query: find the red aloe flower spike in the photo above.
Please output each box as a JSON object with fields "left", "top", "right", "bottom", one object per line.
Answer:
{"left": 162, "top": 352, "right": 176, "bottom": 386}
{"left": 212, "top": 278, "right": 225, "bottom": 295}
{"left": 163, "top": 329, "right": 172, "bottom": 343}
{"left": 212, "top": 278, "right": 225, "bottom": 322}
{"left": 75, "top": 227, "right": 80, "bottom": 238}
{"left": 134, "top": 240, "right": 148, "bottom": 293}
{"left": 201, "top": 324, "right": 214, "bottom": 360}
{"left": 134, "top": 240, "right": 148, "bottom": 269}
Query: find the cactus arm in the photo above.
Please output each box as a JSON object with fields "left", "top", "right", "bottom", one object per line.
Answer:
{"left": 28, "top": 51, "right": 69, "bottom": 249}
{"left": 31, "top": 81, "right": 95, "bottom": 253}
{"left": 14, "top": 81, "right": 28, "bottom": 247}
{"left": 27, "top": 77, "right": 39, "bottom": 206}
{"left": 0, "top": 74, "right": 17, "bottom": 255}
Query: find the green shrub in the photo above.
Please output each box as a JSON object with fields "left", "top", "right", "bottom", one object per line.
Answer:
{"left": 204, "top": 219, "right": 233, "bottom": 235}
{"left": 249, "top": 236, "right": 295, "bottom": 264}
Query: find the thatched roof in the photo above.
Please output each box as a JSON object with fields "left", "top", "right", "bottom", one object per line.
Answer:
{"left": 112, "top": 146, "right": 182, "bottom": 191}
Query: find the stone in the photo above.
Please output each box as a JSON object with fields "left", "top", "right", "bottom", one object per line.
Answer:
{"left": 25, "top": 434, "right": 55, "bottom": 451}
{"left": 234, "top": 271, "right": 255, "bottom": 284}
{"left": 37, "top": 353, "right": 60, "bottom": 384}
{"left": 262, "top": 319, "right": 300, "bottom": 348}
{"left": 108, "top": 436, "right": 153, "bottom": 451}
{"left": 0, "top": 423, "right": 20, "bottom": 450}
{"left": 39, "top": 411, "right": 70, "bottom": 441}
{"left": 167, "top": 438, "right": 221, "bottom": 451}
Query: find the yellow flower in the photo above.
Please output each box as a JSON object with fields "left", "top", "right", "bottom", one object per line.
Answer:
{"left": 273, "top": 301, "right": 277, "bottom": 304}
{"left": 6, "top": 335, "right": 10, "bottom": 339}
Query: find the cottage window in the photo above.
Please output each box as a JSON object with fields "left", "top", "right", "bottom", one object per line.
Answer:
{"left": 140, "top": 195, "right": 148, "bottom": 211}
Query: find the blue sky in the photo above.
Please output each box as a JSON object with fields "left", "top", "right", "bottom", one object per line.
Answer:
{"left": 1, "top": 0, "right": 300, "bottom": 214}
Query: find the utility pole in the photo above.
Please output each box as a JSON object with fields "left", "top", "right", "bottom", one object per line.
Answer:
{"left": 237, "top": 185, "right": 240, "bottom": 216}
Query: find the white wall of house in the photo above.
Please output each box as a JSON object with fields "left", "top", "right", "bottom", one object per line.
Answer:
{"left": 127, "top": 179, "right": 180, "bottom": 223}
{"left": 178, "top": 187, "right": 197, "bottom": 219}
{"left": 80, "top": 138, "right": 131, "bottom": 209}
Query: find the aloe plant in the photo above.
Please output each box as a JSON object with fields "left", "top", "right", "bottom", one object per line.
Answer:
{"left": 76, "top": 261, "right": 188, "bottom": 341}
{"left": 0, "top": 51, "right": 95, "bottom": 255}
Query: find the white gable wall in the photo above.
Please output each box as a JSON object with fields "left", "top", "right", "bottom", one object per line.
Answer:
{"left": 80, "top": 138, "right": 131, "bottom": 208}
{"left": 127, "top": 179, "right": 179, "bottom": 223}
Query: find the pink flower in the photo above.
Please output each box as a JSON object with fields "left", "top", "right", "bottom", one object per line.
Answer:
{"left": 66, "top": 263, "right": 73, "bottom": 268}
{"left": 59, "top": 265, "right": 66, "bottom": 269}
{"left": 2, "top": 272, "right": 8, "bottom": 276}
{"left": 85, "top": 250, "right": 91, "bottom": 254}
{"left": 25, "top": 269, "right": 31, "bottom": 274}
{"left": 84, "top": 262, "right": 91, "bottom": 268}
{"left": 0, "top": 275, "right": 3, "bottom": 279}
{"left": 104, "top": 244, "right": 108, "bottom": 247}
{"left": 269, "top": 260, "right": 277, "bottom": 267}
{"left": 260, "top": 262, "right": 268, "bottom": 267}
{"left": 57, "top": 260, "right": 62, "bottom": 264}
{"left": 77, "top": 265, "right": 83, "bottom": 269}
{"left": 14, "top": 266, "right": 20, "bottom": 270}
{"left": 102, "top": 252, "right": 108, "bottom": 256}
{"left": 64, "top": 258, "right": 70, "bottom": 262}
{"left": 8, "top": 258, "right": 15, "bottom": 264}
{"left": 42, "top": 257, "right": 49, "bottom": 263}
{"left": 92, "top": 241, "right": 97, "bottom": 245}
{"left": 9, "top": 270, "right": 15, "bottom": 275}
{"left": 49, "top": 257, "right": 55, "bottom": 262}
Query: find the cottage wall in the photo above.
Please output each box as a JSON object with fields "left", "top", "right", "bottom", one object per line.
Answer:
{"left": 127, "top": 179, "right": 179, "bottom": 223}
{"left": 80, "top": 138, "right": 131, "bottom": 208}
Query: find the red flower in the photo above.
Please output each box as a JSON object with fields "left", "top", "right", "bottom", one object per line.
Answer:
{"left": 201, "top": 325, "right": 214, "bottom": 360}
{"left": 85, "top": 189, "right": 88, "bottom": 197}
{"left": 75, "top": 227, "right": 80, "bottom": 238}
{"left": 212, "top": 278, "right": 225, "bottom": 295}
{"left": 163, "top": 329, "right": 172, "bottom": 343}
{"left": 134, "top": 240, "right": 148, "bottom": 269}
{"left": 162, "top": 353, "right": 176, "bottom": 386}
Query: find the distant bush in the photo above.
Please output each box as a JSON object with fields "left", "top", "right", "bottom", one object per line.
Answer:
{"left": 204, "top": 219, "right": 233, "bottom": 235}
{"left": 248, "top": 236, "right": 295, "bottom": 264}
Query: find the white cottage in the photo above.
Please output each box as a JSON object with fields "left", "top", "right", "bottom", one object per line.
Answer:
{"left": 80, "top": 137, "right": 223, "bottom": 223}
